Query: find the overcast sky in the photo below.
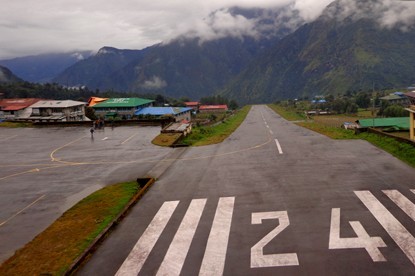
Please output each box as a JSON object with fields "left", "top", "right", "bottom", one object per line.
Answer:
{"left": 0, "top": 0, "right": 334, "bottom": 59}
{"left": 1, "top": 0, "right": 415, "bottom": 60}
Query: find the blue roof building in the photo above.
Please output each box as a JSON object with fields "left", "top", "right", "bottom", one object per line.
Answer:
{"left": 135, "top": 107, "right": 193, "bottom": 122}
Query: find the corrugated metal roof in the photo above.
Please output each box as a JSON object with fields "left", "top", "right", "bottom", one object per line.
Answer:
{"left": 135, "top": 107, "right": 192, "bottom": 116}
{"left": 30, "top": 100, "right": 86, "bottom": 108}
{"left": 199, "top": 105, "right": 228, "bottom": 110}
{"left": 357, "top": 117, "right": 409, "bottom": 129}
{"left": 0, "top": 98, "right": 42, "bottom": 110}
{"left": 405, "top": 92, "right": 415, "bottom": 99}
{"left": 2, "top": 105, "right": 28, "bottom": 111}
{"left": 88, "top": 97, "right": 109, "bottom": 106}
{"left": 93, "top": 98, "right": 154, "bottom": 108}
{"left": 184, "top": 102, "right": 199, "bottom": 106}
{"left": 380, "top": 94, "right": 405, "bottom": 101}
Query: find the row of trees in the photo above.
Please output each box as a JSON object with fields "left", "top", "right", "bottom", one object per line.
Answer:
{"left": 282, "top": 91, "right": 409, "bottom": 118}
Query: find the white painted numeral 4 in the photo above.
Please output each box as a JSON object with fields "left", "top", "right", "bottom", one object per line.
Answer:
{"left": 329, "top": 208, "right": 387, "bottom": 262}
{"left": 251, "top": 211, "right": 299, "bottom": 268}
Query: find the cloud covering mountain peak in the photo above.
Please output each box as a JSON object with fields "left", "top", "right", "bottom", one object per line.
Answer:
{"left": 323, "top": 0, "right": 415, "bottom": 30}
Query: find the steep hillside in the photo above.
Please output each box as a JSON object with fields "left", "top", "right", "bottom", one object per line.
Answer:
{"left": 107, "top": 36, "right": 279, "bottom": 99}
{"left": 0, "top": 66, "right": 23, "bottom": 83}
{"left": 54, "top": 47, "right": 148, "bottom": 89}
{"left": 221, "top": 0, "right": 415, "bottom": 104}
{"left": 0, "top": 51, "right": 92, "bottom": 83}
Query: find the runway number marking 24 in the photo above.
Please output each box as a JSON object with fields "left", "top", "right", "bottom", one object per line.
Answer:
{"left": 117, "top": 190, "right": 415, "bottom": 275}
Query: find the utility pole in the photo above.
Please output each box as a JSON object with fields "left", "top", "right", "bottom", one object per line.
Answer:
{"left": 372, "top": 82, "right": 375, "bottom": 128}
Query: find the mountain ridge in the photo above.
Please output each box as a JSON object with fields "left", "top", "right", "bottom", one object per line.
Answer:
{"left": 0, "top": 51, "right": 93, "bottom": 83}
{"left": 51, "top": 6, "right": 302, "bottom": 100}
{"left": 0, "top": 66, "right": 23, "bottom": 84}
{"left": 220, "top": 0, "right": 415, "bottom": 104}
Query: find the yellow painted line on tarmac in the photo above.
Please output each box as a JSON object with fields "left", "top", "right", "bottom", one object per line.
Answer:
{"left": 1, "top": 125, "right": 273, "bottom": 181}
{"left": 0, "top": 194, "right": 46, "bottom": 227}
{"left": 121, "top": 133, "right": 138, "bottom": 145}
{"left": 0, "top": 164, "right": 67, "bottom": 182}
{"left": 59, "top": 134, "right": 274, "bottom": 166}
{"left": 50, "top": 136, "right": 86, "bottom": 162}
{"left": 0, "top": 169, "right": 40, "bottom": 181}
{"left": 0, "top": 161, "right": 54, "bottom": 168}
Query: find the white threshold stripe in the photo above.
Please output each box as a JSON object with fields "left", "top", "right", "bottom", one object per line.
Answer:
{"left": 355, "top": 191, "right": 415, "bottom": 266}
{"left": 115, "top": 201, "right": 179, "bottom": 276}
{"left": 157, "top": 199, "right": 207, "bottom": 276}
{"left": 383, "top": 190, "right": 415, "bottom": 221}
{"left": 199, "top": 197, "right": 235, "bottom": 276}
{"left": 275, "top": 139, "right": 283, "bottom": 155}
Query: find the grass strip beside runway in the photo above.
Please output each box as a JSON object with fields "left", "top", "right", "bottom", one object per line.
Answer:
{"left": 0, "top": 181, "right": 139, "bottom": 275}
{"left": 297, "top": 121, "right": 415, "bottom": 166}
{"left": 268, "top": 104, "right": 306, "bottom": 121}
{"left": 271, "top": 105, "right": 415, "bottom": 168}
{"left": 182, "top": 106, "right": 251, "bottom": 146}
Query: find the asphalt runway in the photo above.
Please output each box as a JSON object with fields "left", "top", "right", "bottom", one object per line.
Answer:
{"left": 78, "top": 105, "right": 415, "bottom": 275}
{"left": 0, "top": 125, "right": 174, "bottom": 262}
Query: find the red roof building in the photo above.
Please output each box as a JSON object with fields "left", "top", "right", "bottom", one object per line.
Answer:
{"left": 199, "top": 105, "right": 228, "bottom": 112}
{"left": 184, "top": 102, "right": 200, "bottom": 110}
{"left": 405, "top": 92, "right": 415, "bottom": 105}
{"left": 0, "top": 98, "right": 42, "bottom": 120}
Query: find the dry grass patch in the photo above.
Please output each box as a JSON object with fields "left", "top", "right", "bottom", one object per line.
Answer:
{"left": 0, "top": 122, "right": 33, "bottom": 128}
{"left": 152, "top": 133, "right": 183, "bottom": 147}
{"left": 0, "top": 181, "right": 139, "bottom": 275}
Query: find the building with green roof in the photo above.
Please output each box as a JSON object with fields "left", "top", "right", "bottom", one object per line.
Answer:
{"left": 357, "top": 117, "right": 409, "bottom": 131}
{"left": 92, "top": 98, "right": 154, "bottom": 119}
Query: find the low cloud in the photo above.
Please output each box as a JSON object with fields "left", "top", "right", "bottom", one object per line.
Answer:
{"left": 141, "top": 76, "right": 167, "bottom": 90}
{"left": 71, "top": 52, "right": 86, "bottom": 60}
{"left": 1, "top": 0, "right": 333, "bottom": 59}
{"left": 3, "top": 0, "right": 414, "bottom": 59}
{"left": 167, "top": 1, "right": 333, "bottom": 43}
{"left": 323, "top": 0, "right": 415, "bottom": 30}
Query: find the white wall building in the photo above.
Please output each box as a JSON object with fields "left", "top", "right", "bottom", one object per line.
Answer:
{"left": 27, "top": 100, "right": 87, "bottom": 122}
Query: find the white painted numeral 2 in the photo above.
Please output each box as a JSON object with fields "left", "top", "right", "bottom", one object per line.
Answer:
{"left": 251, "top": 211, "right": 299, "bottom": 268}
{"left": 329, "top": 208, "right": 387, "bottom": 262}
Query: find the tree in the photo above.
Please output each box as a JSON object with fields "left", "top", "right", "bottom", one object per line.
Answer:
{"left": 229, "top": 100, "right": 238, "bottom": 110}
{"left": 200, "top": 95, "right": 229, "bottom": 105}
{"left": 355, "top": 92, "right": 371, "bottom": 109}
{"left": 382, "top": 105, "right": 409, "bottom": 117}
{"left": 154, "top": 94, "right": 167, "bottom": 106}
{"left": 85, "top": 107, "right": 97, "bottom": 120}
{"left": 346, "top": 103, "right": 359, "bottom": 114}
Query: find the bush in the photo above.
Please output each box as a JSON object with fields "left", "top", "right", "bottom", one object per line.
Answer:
{"left": 382, "top": 105, "right": 409, "bottom": 117}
